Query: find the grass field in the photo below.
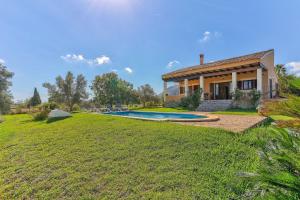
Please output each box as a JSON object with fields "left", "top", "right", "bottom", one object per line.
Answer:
{"left": 0, "top": 113, "right": 261, "bottom": 199}
{"left": 1, "top": 113, "right": 298, "bottom": 199}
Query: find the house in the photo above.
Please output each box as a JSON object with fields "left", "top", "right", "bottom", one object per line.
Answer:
{"left": 162, "top": 49, "right": 278, "bottom": 110}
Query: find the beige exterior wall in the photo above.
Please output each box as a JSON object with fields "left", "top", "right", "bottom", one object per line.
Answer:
{"left": 261, "top": 50, "right": 278, "bottom": 98}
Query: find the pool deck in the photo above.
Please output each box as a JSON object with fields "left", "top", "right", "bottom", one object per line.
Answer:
{"left": 175, "top": 112, "right": 267, "bottom": 133}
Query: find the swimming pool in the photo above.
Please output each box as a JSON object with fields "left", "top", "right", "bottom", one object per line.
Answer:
{"left": 104, "top": 111, "right": 219, "bottom": 122}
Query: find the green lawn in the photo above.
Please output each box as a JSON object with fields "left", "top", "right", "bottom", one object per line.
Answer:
{"left": 0, "top": 113, "right": 260, "bottom": 199}
{"left": 269, "top": 115, "right": 296, "bottom": 121}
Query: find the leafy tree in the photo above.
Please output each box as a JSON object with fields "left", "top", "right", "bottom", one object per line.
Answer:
{"left": 0, "top": 63, "right": 14, "bottom": 114}
{"left": 91, "top": 72, "right": 137, "bottom": 107}
{"left": 29, "top": 88, "right": 42, "bottom": 107}
{"left": 118, "top": 79, "right": 139, "bottom": 106}
{"left": 275, "top": 64, "right": 300, "bottom": 96}
{"left": 43, "top": 71, "right": 88, "bottom": 111}
{"left": 137, "top": 84, "right": 159, "bottom": 107}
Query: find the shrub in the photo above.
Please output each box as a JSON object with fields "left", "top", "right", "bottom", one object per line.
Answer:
{"left": 244, "top": 128, "right": 300, "bottom": 199}
{"left": 72, "top": 104, "right": 81, "bottom": 112}
{"left": 179, "top": 88, "right": 202, "bottom": 110}
{"left": 264, "top": 95, "right": 300, "bottom": 118}
{"left": 32, "top": 110, "right": 49, "bottom": 121}
{"left": 164, "top": 100, "right": 180, "bottom": 108}
{"left": 37, "top": 102, "right": 58, "bottom": 112}
{"left": 232, "top": 89, "right": 243, "bottom": 101}
{"left": 232, "top": 89, "right": 261, "bottom": 109}
{"left": 249, "top": 89, "right": 261, "bottom": 107}
{"left": 58, "top": 104, "right": 69, "bottom": 112}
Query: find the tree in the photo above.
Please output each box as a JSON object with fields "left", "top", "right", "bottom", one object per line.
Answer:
{"left": 0, "top": 63, "right": 14, "bottom": 114}
{"left": 137, "top": 84, "right": 159, "bottom": 107}
{"left": 43, "top": 71, "right": 88, "bottom": 111}
{"left": 275, "top": 64, "right": 300, "bottom": 96}
{"left": 29, "top": 88, "right": 42, "bottom": 107}
{"left": 91, "top": 72, "right": 137, "bottom": 107}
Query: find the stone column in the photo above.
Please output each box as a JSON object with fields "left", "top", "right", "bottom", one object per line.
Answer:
{"left": 163, "top": 81, "right": 168, "bottom": 102}
{"left": 184, "top": 79, "right": 188, "bottom": 97}
{"left": 231, "top": 72, "right": 237, "bottom": 92}
{"left": 199, "top": 75, "right": 204, "bottom": 100}
{"left": 257, "top": 68, "right": 263, "bottom": 93}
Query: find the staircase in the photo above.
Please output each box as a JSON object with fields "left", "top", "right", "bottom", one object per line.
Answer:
{"left": 197, "top": 100, "right": 233, "bottom": 112}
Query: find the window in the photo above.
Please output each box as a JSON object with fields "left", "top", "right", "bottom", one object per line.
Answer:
{"left": 238, "top": 80, "right": 257, "bottom": 90}
{"left": 180, "top": 87, "right": 185, "bottom": 94}
{"left": 193, "top": 85, "right": 199, "bottom": 92}
{"left": 188, "top": 86, "right": 193, "bottom": 95}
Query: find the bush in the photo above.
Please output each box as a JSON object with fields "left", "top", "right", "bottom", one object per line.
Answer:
{"left": 164, "top": 100, "right": 180, "bottom": 108}
{"left": 232, "top": 89, "right": 243, "bottom": 101}
{"left": 72, "top": 104, "right": 81, "bottom": 112}
{"left": 232, "top": 89, "right": 261, "bottom": 109}
{"left": 32, "top": 110, "right": 49, "bottom": 121}
{"left": 179, "top": 89, "right": 202, "bottom": 110}
{"left": 244, "top": 127, "right": 300, "bottom": 199}
{"left": 262, "top": 95, "right": 300, "bottom": 118}
{"left": 58, "top": 104, "right": 69, "bottom": 112}
{"left": 37, "top": 102, "right": 58, "bottom": 112}
{"left": 249, "top": 89, "right": 261, "bottom": 106}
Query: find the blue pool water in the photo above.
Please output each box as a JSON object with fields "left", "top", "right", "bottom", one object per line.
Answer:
{"left": 104, "top": 111, "right": 207, "bottom": 120}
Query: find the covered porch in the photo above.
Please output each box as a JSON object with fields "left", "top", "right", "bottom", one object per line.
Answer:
{"left": 163, "top": 63, "right": 266, "bottom": 102}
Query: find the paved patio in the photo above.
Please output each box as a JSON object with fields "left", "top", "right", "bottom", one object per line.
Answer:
{"left": 176, "top": 112, "right": 267, "bottom": 133}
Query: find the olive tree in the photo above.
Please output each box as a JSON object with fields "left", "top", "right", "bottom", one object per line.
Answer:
{"left": 137, "top": 84, "right": 159, "bottom": 107}
{"left": 0, "top": 63, "right": 14, "bottom": 114}
{"left": 43, "top": 71, "right": 88, "bottom": 111}
{"left": 91, "top": 72, "right": 138, "bottom": 107}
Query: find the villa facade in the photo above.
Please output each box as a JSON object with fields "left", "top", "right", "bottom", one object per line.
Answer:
{"left": 162, "top": 49, "right": 278, "bottom": 106}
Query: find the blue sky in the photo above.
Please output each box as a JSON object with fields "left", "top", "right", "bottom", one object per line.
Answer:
{"left": 1, "top": 0, "right": 300, "bottom": 101}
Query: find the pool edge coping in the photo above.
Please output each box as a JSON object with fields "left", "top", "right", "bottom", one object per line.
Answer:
{"left": 101, "top": 111, "right": 220, "bottom": 122}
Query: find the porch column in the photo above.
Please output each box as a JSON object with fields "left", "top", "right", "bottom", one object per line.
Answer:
{"left": 257, "top": 68, "right": 263, "bottom": 93}
{"left": 184, "top": 78, "right": 188, "bottom": 97}
{"left": 231, "top": 72, "right": 237, "bottom": 92}
{"left": 199, "top": 75, "right": 204, "bottom": 100}
{"left": 163, "top": 81, "right": 168, "bottom": 102}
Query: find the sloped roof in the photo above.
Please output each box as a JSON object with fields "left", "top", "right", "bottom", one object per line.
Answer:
{"left": 162, "top": 49, "right": 274, "bottom": 80}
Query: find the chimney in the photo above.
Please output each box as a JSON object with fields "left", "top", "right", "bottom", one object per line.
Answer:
{"left": 200, "top": 54, "right": 204, "bottom": 65}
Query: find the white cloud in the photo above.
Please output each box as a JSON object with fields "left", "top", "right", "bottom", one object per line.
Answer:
{"left": 95, "top": 55, "right": 111, "bottom": 65}
{"left": 214, "top": 31, "right": 222, "bottom": 38}
{"left": 0, "top": 58, "right": 5, "bottom": 64}
{"left": 61, "top": 54, "right": 111, "bottom": 66}
{"left": 198, "top": 31, "right": 222, "bottom": 43}
{"left": 286, "top": 62, "right": 300, "bottom": 76}
{"left": 167, "top": 60, "right": 180, "bottom": 69}
{"left": 124, "top": 67, "right": 133, "bottom": 74}
{"left": 199, "top": 31, "right": 211, "bottom": 43}
{"left": 61, "top": 54, "right": 85, "bottom": 62}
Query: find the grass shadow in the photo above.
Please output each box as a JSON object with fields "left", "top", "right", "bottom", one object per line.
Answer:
{"left": 47, "top": 116, "right": 71, "bottom": 124}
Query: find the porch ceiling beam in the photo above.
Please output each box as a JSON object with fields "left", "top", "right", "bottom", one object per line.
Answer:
{"left": 203, "top": 66, "right": 259, "bottom": 78}
{"left": 164, "top": 64, "right": 260, "bottom": 82}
